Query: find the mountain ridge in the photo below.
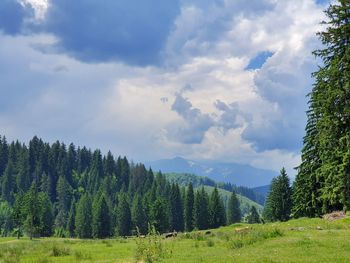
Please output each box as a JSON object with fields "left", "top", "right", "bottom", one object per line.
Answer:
{"left": 145, "top": 157, "right": 276, "bottom": 188}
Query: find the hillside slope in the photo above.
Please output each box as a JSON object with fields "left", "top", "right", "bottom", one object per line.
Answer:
{"left": 198, "top": 185, "right": 263, "bottom": 216}
{"left": 145, "top": 157, "right": 276, "bottom": 187}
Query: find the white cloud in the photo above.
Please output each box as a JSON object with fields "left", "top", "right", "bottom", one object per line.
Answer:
{"left": 0, "top": 0, "right": 327, "bottom": 174}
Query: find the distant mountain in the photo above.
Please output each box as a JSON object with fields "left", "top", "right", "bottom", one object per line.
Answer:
{"left": 164, "top": 172, "right": 266, "bottom": 206}
{"left": 252, "top": 185, "right": 271, "bottom": 198}
{"left": 145, "top": 157, "right": 277, "bottom": 188}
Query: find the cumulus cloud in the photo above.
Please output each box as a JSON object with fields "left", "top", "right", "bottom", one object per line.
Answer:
{"left": 0, "top": 0, "right": 329, "bottom": 175}
{"left": 170, "top": 93, "right": 214, "bottom": 144}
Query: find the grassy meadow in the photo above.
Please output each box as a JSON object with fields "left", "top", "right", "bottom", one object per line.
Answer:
{"left": 1, "top": 217, "right": 350, "bottom": 263}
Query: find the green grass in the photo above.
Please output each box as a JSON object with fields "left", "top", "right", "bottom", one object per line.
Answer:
{"left": 1, "top": 217, "right": 350, "bottom": 262}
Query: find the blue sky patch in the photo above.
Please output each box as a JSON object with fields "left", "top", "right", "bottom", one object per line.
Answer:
{"left": 245, "top": 51, "right": 274, "bottom": 70}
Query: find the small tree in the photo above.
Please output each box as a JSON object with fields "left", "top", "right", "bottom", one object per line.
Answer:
{"left": 227, "top": 190, "right": 241, "bottom": 224}
{"left": 246, "top": 206, "right": 261, "bottom": 224}
{"left": 263, "top": 168, "right": 292, "bottom": 222}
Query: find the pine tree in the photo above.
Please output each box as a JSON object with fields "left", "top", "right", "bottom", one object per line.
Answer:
{"left": 75, "top": 194, "right": 92, "bottom": 238}
{"left": 131, "top": 194, "right": 147, "bottom": 235}
{"left": 263, "top": 168, "right": 292, "bottom": 222}
{"left": 92, "top": 194, "right": 111, "bottom": 238}
{"left": 246, "top": 206, "right": 261, "bottom": 224}
{"left": 209, "top": 187, "right": 226, "bottom": 228}
{"left": 116, "top": 194, "right": 132, "bottom": 236}
{"left": 184, "top": 183, "right": 194, "bottom": 231}
{"left": 227, "top": 190, "right": 241, "bottom": 224}
{"left": 293, "top": 0, "right": 350, "bottom": 215}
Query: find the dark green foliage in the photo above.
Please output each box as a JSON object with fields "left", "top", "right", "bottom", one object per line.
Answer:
{"left": 38, "top": 192, "right": 54, "bottom": 237}
{"left": 0, "top": 136, "right": 9, "bottom": 177}
{"left": 184, "top": 183, "right": 194, "bottom": 231}
{"left": 16, "top": 149, "right": 30, "bottom": 193}
{"left": 293, "top": 1, "right": 350, "bottom": 216}
{"left": 1, "top": 161, "right": 15, "bottom": 204}
{"left": 23, "top": 183, "right": 42, "bottom": 239}
{"left": 209, "top": 187, "right": 226, "bottom": 228}
{"left": 263, "top": 168, "right": 292, "bottom": 222}
{"left": 0, "top": 135, "right": 240, "bottom": 238}
{"left": 227, "top": 190, "right": 241, "bottom": 224}
{"left": 0, "top": 201, "right": 13, "bottom": 236}
{"left": 246, "top": 206, "right": 261, "bottom": 224}
{"left": 92, "top": 194, "right": 111, "bottom": 238}
{"left": 55, "top": 175, "right": 72, "bottom": 228}
{"left": 75, "top": 194, "right": 92, "bottom": 238}
{"left": 194, "top": 187, "right": 210, "bottom": 230}
{"left": 13, "top": 192, "right": 25, "bottom": 239}
{"left": 169, "top": 183, "right": 184, "bottom": 232}
{"left": 116, "top": 194, "right": 132, "bottom": 236}
{"left": 67, "top": 200, "right": 76, "bottom": 237}
{"left": 131, "top": 194, "right": 147, "bottom": 235}
{"left": 150, "top": 197, "right": 169, "bottom": 233}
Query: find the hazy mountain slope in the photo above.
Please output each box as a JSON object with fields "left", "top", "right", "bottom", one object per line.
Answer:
{"left": 145, "top": 157, "right": 276, "bottom": 188}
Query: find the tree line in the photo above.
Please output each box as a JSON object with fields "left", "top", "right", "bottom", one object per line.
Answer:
{"left": 0, "top": 135, "right": 244, "bottom": 238}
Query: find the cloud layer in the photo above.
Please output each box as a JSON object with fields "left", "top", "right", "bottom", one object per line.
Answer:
{"left": 0, "top": 0, "right": 329, "bottom": 175}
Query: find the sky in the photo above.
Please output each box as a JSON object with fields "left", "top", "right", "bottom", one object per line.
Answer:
{"left": 0, "top": 0, "right": 330, "bottom": 176}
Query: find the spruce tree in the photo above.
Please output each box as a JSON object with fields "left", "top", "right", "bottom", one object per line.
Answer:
{"left": 13, "top": 192, "right": 25, "bottom": 239}
{"left": 16, "top": 149, "right": 30, "bottom": 193}
{"left": 131, "top": 194, "right": 147, "bottom": 235}
{"left": 149, "top": 197, "right": 169, "bottom": 233}
{"left": 169, "top": 183, "right": 184, "bottom": 232}
{"left": 38, "top": 192, "right": 54, "bottom": 237}
{"left": 184, "top": 183, "right": 194, "bottom": 231}
{"left": 116, "top": 194, "right": 132, "bottom": 236}
{"left": 92, "top": 194, "right": 111, "bottom": 238}
{"left": 194, "top": 187, "right": 210, "bottom": 230}
{"left": 24, "top": 182, "right": 41, "bottom": 239}
{"left": 263, "top": 168, "right": 292, "bottom": 222}
{"left": 67, "top": 199, "right": 76, "bottom": 237}
{"left": 209, "top": 187, "right": 226, "bottom": 228}
{"left": 1, "top": 161, "right": 15, "bottom": 204}
{"left": 227, "top": 190, "right": 241, "bottom": 224}
{"left": 246, "top": 206, "right": 261, "bottom": 224}
{"left": 75, "top": 194, "right": 92, "bottom": 238}
{"left": 293, "top": 0, "right": 350, "bottom": 215}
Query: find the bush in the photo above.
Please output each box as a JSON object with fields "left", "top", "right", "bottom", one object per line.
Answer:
{"left": 135, "top": 225, "right": 170, "bottom": 263}
{"left": 50, "top": 244, "right": 71, "bottom": 257}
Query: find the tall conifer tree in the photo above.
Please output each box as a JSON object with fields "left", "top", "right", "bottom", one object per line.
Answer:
{"left": 293, "top": 1, "right": 350, "bottom": 215}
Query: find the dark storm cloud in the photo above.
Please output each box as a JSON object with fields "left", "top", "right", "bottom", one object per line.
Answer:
{"left": 43, "top": 0, "right": 181, "bottom": 66}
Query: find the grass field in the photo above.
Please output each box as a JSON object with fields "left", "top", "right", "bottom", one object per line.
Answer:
{"left": 1, "top": 217, "right": 350, "bottom": 263}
